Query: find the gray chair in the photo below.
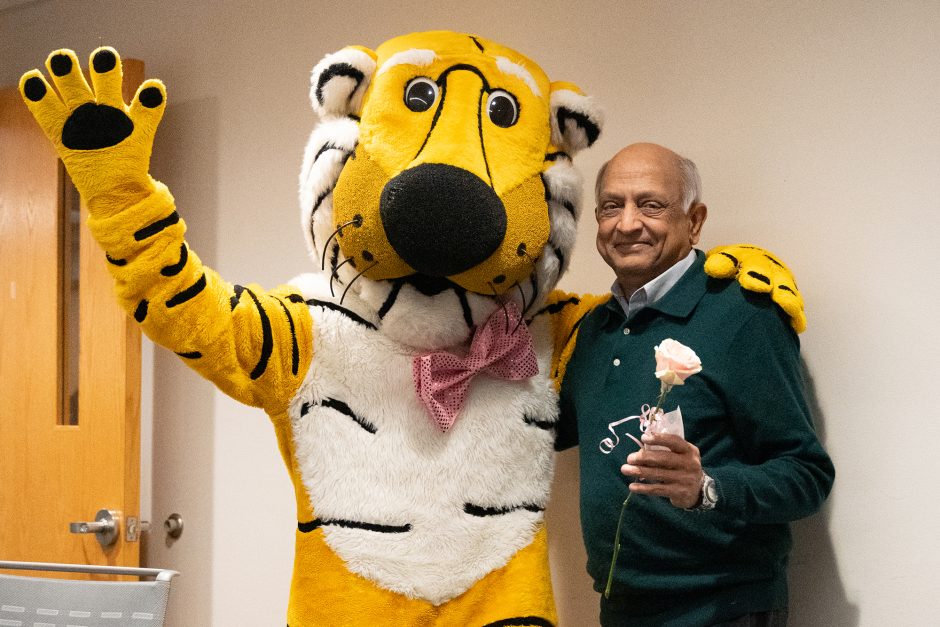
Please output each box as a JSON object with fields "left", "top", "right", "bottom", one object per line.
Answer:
{"left": 0, "top": 561, "right": 178, "bottom": 626}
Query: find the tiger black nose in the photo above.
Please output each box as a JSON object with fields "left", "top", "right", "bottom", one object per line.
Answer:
{"left": 380, "top": 163, "right": 507, "bottom": 277}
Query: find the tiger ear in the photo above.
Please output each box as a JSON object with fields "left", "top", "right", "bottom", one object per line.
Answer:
{"left": 549, "top": 81, "right": 603, "bottom": 156}
{"left": 309, "top": 45, "right": 377, "bottom": 118}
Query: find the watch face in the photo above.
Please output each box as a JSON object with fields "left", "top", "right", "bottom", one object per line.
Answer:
{"left": 705, "top": 481, "right": 718, "bottom": 502}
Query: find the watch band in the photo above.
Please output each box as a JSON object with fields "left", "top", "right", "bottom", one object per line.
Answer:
{"left": 687, "top": 471, "right": 718, "bottom": 511}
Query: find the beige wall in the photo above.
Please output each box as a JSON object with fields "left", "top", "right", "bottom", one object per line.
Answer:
{"left": 3, "top": 1, "right": 938, "bottom": 624}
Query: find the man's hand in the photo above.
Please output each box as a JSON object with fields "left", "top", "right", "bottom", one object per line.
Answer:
{"left": 620, "top": 432, "right": 703, "bottom": 509}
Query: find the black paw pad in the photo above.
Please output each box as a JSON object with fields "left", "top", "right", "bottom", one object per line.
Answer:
{"left": 62, "top": 102, "right": 134, "bottom": 150}
{"left": 50, "top": 54, "right": 73, "bottom": 77}
{"left": 23, "top": 77, "right": 47, "bottom": 102}
{"left": 92, "top": 49, "right": 117, "bottom": 73}
{"left": 138, "top": 86, "right": 163, "bottom": 108}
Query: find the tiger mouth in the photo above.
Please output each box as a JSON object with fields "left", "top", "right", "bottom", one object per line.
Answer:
{"left": 401, "top": 273, "right": 462, "bottom": 296}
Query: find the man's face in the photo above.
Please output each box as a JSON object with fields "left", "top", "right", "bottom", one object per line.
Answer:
{"left": 595, "top": 144, "right": 707, "bottom": 294}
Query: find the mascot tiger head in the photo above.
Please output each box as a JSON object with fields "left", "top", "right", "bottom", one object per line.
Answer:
{"left": 299, "top": 31, "right": 602, "bottom": 349}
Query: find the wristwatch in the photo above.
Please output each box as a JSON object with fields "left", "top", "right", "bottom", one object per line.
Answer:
{"left": 689, "top": 472, "right": 718, "bottom": 511}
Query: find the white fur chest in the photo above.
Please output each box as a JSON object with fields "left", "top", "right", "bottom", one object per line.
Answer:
{"left": 288, "top": 299, "right": 559, "bottom": 605}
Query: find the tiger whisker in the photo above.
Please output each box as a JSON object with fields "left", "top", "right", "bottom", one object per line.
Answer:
{"left": 487, "top": 281, "right": 510, "bottom": 335}
{"left": 512, "top": 282, "right": 527, "bottom": 335}
{"left": 340, "top": 260, "right": 379, "bottom": 305}
{"left": 319, "top": 214, "right": 363, "bottom": 271}
{"left": 329, "top": 257, "right": 355, "bottom": 298}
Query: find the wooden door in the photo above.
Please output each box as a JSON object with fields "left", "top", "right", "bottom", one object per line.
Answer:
{"left": 0, "top": 60, "right": 144, "bottom": 576}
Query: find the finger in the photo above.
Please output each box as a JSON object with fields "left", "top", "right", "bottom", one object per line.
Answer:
{"left": 19, "top": 70, "right": 69, "bottom": 141}
{"left": 738, "top": 268, "right": 774, "bottom": 294}
{"left": 640, "top": 432, "right": 692, "bottom": 454}
{"left": 704, "top": 247, "right": 739, "bottom": 279}
{"left": 621, "top": 464, "right": 676, "bottom": 484}
{"left": 771, "top": 285, "right": 807, "bottom": 333}
{"left": 45, "top": 49, "right": 94, "bottom": 109}
{"left": 626, "top": 450, "right": 682, "bottom": 471}
{"left": 89, "top": 47, "right": 126, "bottom": 109}
{"left": 628, "top": 479, "right": 678, "bottom": 498}
{"left": 128, "top": 79, "right": 167, "bottom": 136}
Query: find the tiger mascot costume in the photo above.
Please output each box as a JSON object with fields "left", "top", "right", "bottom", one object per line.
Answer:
{"left": 20, "top": 30, "right": 804, "bottom": 626}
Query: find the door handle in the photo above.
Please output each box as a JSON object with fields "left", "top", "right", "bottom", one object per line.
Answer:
{"left": 69, "top": 509, "right": 120, "bottom": 547}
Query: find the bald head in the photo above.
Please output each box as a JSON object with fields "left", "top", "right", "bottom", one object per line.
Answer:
{"left": 595, "top": 143, "right": 702, "bottom": 213}
{"left": 593, "top": 142, "right": 708, "bottom": 296}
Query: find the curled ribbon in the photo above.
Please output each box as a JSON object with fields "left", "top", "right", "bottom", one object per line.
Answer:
{"left": 598, "top": 404, "right": 661, "bottom": 454}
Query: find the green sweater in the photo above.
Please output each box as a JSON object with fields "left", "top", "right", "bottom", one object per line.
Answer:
{"left": 557, "top": 251, "right": 834, "bottom": 626}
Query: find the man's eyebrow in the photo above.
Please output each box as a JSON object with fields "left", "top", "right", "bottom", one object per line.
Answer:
{"left": 376, "top": 49, "right": 438, "bottom": 76}
{"left": 495, "top": 56, "right": 541, "bottom": 97}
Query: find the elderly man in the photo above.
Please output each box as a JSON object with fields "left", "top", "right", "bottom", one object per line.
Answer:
{"left": 556, "top": 143, "right": 834, "bottom": 626}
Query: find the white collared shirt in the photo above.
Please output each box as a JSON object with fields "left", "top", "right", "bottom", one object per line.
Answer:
{"left": 611, "top": 249, "right": 698, "bottom": 319}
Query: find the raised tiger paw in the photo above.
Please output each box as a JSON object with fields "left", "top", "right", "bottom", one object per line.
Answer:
{"left": 704, "top": 244, "right": 807, "bottom": 333}
{"left": 19, "top": 47, "right": 166, "bottom": 212}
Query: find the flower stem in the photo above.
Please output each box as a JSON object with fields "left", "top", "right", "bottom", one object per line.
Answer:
{"left": 604, "top": 491, "right": 633, "bottom": 599}
{"left": 650, "top": 382, "right": 672, "bottom": 421}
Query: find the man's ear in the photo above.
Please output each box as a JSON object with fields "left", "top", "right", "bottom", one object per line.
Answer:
{"left": 688, "top": 203, "right": 708, "bottom": 245}
{"left": 309, "top": 45, "right": 377, "bottom": 118}
{"left": 549, "top": 81, "right": 603, "bottom": 156}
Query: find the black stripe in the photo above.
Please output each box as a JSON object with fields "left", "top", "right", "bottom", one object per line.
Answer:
{"left": 314, "top": 143, "right": 354, "bottom": 167}
{"left": 530, "top": 296, "right": 580, "bottom": 320}
{"left": 476, "top": 87, "right": 493, "bottom": 186}
{"left": 329, "top": 243, "right": 341, "bottom": 283}
{"left": 165, "top": 273, "right": 206, "bottom": 308}
{"left": 747, "top": 271, "right": 772, "bottom": 285}
{"left": 298, "top": 518, "right": 411, "bottom": 534}
{"left": 310, "top": 187, "right": 334, "bottom": 217}
{"left": 286, "top": 293, "right": 305, "bottom": 304}
{"left": 542, "top": 173, "right": 576, "bottom": 218}
{"left": 230, "top": 284, "right": 245, "bottom": 310}
{"left": 559, "top": 199, "right": 576, "bottom": 217}
{"left": 552, "top": 245, "right": 566, "bottom": 273}
{"left": 245, "top": 288, "right": 274, "bottom": 380}
{"left": 720, "top": 252, "right": 739, "bottom": 267}
{"left": 413, "top": 64, "right": 492, "bottom": 164}
{"left": 315, "top": 63, "right": 365, "bottom": 106}
{"left": 464, "top": 503, "right": 543, "bottom": 517}
{"left": 275, "top": 297, "right": 300, "bottom": 376}
{"left": 347, "top": 114, "right": 361, "bottom": 122}
{"left": 300, "top": 398, "right": 376, "bottom": 434}
{"left": 307, "top": 299, "right": 377, "bottom": 330}
{"left": 555, "top": 107, "right": 600, "bottom": 146}
{"left": 483, "top": 618, "right": 554, "bottom": 627}
{"left": 134, "top": 211, "right": 180, "bottom": 241}
{"left": 764, "top": 253, "right": 785, "bottom": 268}
{"left": 133, "top": 299, "right": 149, "bottom": 322}
{"left": 175, "top": 351, "right": 202, "bottom": 359}
{"left": 523, "top": 415, "right": 555, "bottom": 431}
{"left": 321, "top": 397, "right": 377, "bottom": 434}
{"left": 160, "top": 243, "right": 188, "bottom": 276}
{"left": 456, "top": 287, "right": 474, "bottom": 330}
{"left": 106, "top": 253, "right": 127, "bottom": 266}
{"left": 544, "top": 151, "right": 570, "bottom": 162}
{"left": 552, "top": 310, "right": 591, "bottom": 379}
{"left": 469, "top": 35, "right": 485, "bottom": 52}
{"left": 377, "top": 280, "right": 404, "bottom": 319}
{"left": 778, "top": 285, "right": 796, "bottom": 294}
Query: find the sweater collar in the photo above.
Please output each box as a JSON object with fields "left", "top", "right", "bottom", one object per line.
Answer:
{"left": 603, "top": 249, "right": 708, "bottom": 323}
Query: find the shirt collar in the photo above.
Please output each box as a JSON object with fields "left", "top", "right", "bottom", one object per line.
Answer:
{"left": 611, "top": 249, "right": 698, "bottom": 319}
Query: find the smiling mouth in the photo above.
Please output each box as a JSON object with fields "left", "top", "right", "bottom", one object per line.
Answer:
{"left": 613, "top": 242, "right": 650, "bottom": 252}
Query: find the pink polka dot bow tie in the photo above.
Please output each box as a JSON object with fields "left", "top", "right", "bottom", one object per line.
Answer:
{"left": 412, "top": 302, "right": 539, "bottom": 432}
